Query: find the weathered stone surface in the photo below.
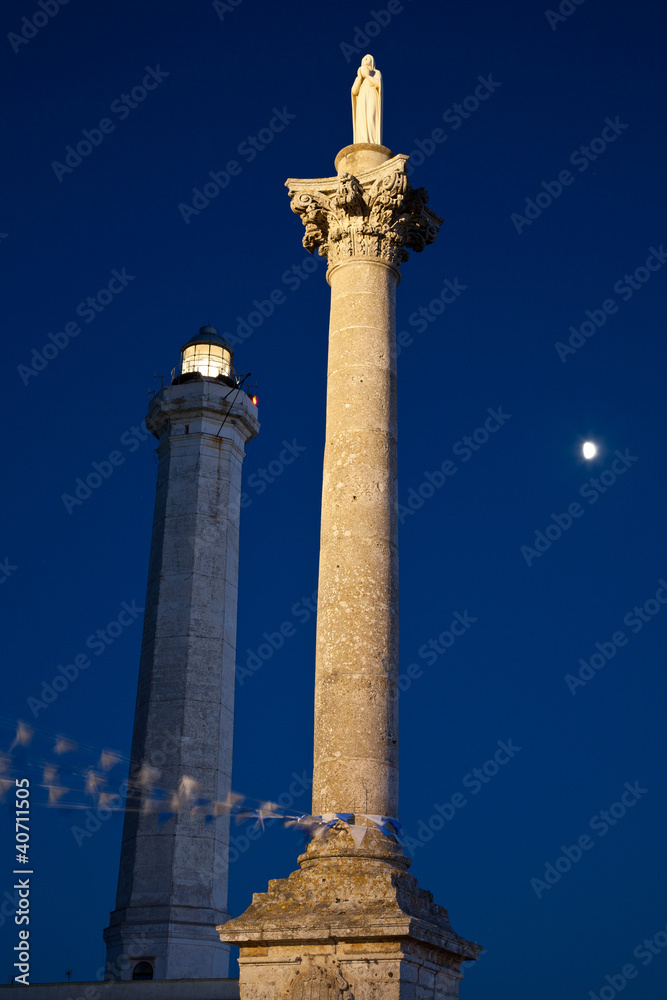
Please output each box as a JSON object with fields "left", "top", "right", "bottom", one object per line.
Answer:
{"left": 104, "top": 378, "right": 258, "bottom": 981}
{"left": 220, "top": 146, "right": 477, "bottom": 997}
{"left": 286, "top": 148, "right": 442, "bottom": 274}
{"left": 221, "top": 836, "right": 479, "bottom": 998}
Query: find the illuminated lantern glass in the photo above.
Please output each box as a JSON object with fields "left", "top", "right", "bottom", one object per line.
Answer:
{"left": 179, "top": 326, "right": 233, "bottom": 381}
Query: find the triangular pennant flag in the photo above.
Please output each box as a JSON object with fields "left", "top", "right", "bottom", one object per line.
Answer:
{"left": 215, "top": 791, "right": 245, "bottom": 815}
{"left": 189, "top": 796, "right": 214, "bottom": 818}
{"left": 98, "top": 750, "right": 121, "bottom": 772}
{"left": 98, "top": 792, "right": 120, "bottom": 810}
{"left": 85, "top": 770, "right": 105, "bottom": 797}
{"left": 212, "top": 797, "right": 236, "bottom": 817}
{"left": 178, "top": 775, "right": 199, "bottom": 801}
{"left": 348, "top": 824, "right": 368, "bottom": 848}
{"left": 42, "top": 765, "right": 59, "bottom": 786}
{"left": 284, "top": 814, "right": 318, "bottom": 833}
{"left": 258, "top": 800, "right": 281, "bottom": 817}
{"left": 249, "top": 809, "right": 265, "bottom": 831}
{"left": 135, "top": 764, "right": 161, "bottom": 789}
{"left": 142, "top": 788, "right": 167, "bottom": 813}
{"left": 234, "top": 809, "right": 256, "bottom": 824}
{"left": 364, "top": 814, "right": 393, "bottom": 836}
{"left": 10, "top": 722, "right": 33, "bottom": 750}
{"left": 376, "top": 815, "right": 400, "bottom": 837}
{"left": 48, "top": 786, "right": 68, "bottom": 805}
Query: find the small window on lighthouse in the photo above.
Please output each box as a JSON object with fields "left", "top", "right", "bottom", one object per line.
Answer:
{"left": 132, "top": 961, "right": 153, "bottom": 980}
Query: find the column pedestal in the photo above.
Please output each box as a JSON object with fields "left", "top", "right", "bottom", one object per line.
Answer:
{"left": 222, "top": 844, "right": 478, "bottom": 999}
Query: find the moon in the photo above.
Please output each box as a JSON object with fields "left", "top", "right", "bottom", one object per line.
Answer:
{"left": 582, "top": 441, "right": 597, "bottom": 459}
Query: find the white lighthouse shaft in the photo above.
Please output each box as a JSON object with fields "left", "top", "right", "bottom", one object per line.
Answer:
{"left": 104, "top": 373, "right": 258, "bottom": 981}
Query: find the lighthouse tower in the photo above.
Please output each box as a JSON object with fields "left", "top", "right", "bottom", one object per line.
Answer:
{"left": 104, "top": 326, "right": 259, "bottom": 982}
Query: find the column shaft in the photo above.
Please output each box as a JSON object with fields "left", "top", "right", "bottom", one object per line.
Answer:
{"left": 313, "top": 258, "right": 399, "bottom": 819}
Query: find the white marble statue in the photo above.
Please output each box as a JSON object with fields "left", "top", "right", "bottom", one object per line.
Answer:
{"left": 351, "top": 54, "right": 383, "bottom": 144}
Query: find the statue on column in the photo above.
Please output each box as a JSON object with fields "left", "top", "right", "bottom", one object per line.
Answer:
{"left": 351, "top": 54, "right": 383, "bottom": 144}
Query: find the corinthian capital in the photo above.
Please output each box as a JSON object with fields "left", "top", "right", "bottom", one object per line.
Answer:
{"left": 285, "top": 153, "right": 442, "bottom": 271}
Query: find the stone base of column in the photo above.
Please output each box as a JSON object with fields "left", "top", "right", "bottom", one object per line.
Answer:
{"left": 219, "top": 833, "right": 479, "bottom": 999}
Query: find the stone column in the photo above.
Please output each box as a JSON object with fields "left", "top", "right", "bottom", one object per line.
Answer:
{"left": 104, "top": 373, "right": 258, "bottom": 981}
{"left": 219, "top": 144, "right": 480, "bottom": 999}
{"left": 295, "top": 143, "right": 440, "bottom": 845}
{"left": 313, "top": 228, "right": 399, "bottom": 823}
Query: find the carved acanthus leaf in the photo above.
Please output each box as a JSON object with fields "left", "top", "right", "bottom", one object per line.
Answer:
{"left": 286, "top": 156, "right": 442, "bottom": 269}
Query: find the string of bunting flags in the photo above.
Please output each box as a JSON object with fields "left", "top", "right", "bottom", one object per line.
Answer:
{"left": 0, "top": 717, "right": 401, "bottom": 848}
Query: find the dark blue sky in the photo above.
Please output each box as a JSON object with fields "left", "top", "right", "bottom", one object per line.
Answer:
{"left": 1, "top": 0, "right": 666, "bottom": 994}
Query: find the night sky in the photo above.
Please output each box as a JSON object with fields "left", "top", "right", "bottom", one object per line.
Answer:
{"left": 1, "top": 0, "right": 666, "bottom": 995}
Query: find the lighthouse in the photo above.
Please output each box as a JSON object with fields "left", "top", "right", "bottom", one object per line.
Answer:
{"left": 104, "top": 326, "right": 259, "bottom": 981}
